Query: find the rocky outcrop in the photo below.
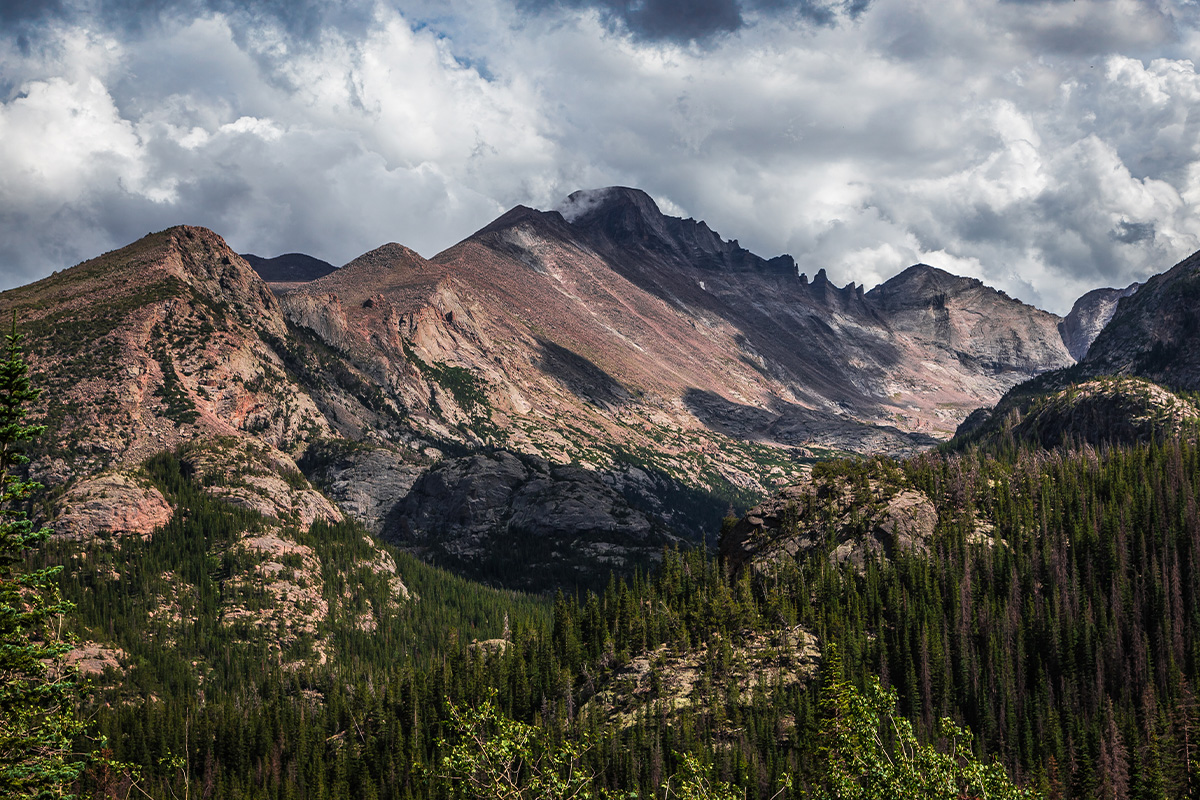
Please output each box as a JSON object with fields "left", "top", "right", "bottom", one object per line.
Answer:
{"left": 720, "top": 469, "right": 939, "bottom": 574}
{"left": 64, "top": 643, "right": 127, "bottom": 676}
{"left": 954, "top": 377, "right": 1200, "bottom": 450}
{"left": 178, "top": 439, "right": 343, "bottom": 528}
{"left": 586, "top": 627, "right": 820, "bottom": 730}
{"left": 53, "top": 472, "right": 173, "bottom": 540}
{"left": 1058, "top": 283, "right": 1139, "bottom": 360}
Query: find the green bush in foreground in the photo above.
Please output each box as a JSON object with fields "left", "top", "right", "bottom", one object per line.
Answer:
{"left": 437, "top": 660, "right": 1034, "bottom": 800}
{"left": 817, "top": 648, "right": 1034, "bottom": 800}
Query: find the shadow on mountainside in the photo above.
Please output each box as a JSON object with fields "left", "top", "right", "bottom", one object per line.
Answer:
{"left": 536, "top": 338, "right": 633, "bottom": 410}
{"left": 381, "top": 447, "right": 764, "bottom": 593}
{"left": 684, "top": 389, "right": 939, "bottom": 456}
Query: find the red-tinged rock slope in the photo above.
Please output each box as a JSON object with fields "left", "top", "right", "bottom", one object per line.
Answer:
{"left": 3, "top": 188, "right": 1096, "bottom": 594}
{"left": 3, "top": 226, "right": 327, "bottom": 477}
{"left": 0, "top": 226, "right": 409, "bottom": 667}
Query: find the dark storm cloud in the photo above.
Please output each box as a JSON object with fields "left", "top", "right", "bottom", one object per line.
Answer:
{"left": 1111, "top": 221, "right": 1156, "bottom": 245}
{"left": 515, "top": 0, "right": 864, "bottom": 42}
{"left": 0, "top": 0, "right": 868, "bottom": 42}
{"left": 0, "top": 0, "right": 65, "bottom": 24}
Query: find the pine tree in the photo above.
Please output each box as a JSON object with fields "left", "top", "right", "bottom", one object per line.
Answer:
{"left": 0, "top": 321, "right": 87, "bottom": 798}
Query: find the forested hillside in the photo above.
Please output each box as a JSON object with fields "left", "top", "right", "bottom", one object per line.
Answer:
{"left": 34, "top": 426, "right": 1200, "bottom": 799}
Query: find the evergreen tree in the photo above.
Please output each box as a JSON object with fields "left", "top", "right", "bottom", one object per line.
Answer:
{"left": 0, "top": 322, "right": 87, "bottom": 799}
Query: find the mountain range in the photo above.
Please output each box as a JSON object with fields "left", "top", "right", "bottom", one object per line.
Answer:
{"left": 0, "top": 185, "right": 1166, "bottom": 590}
{"left": 13, "top": 185, "right": 1200, "bottom": 800}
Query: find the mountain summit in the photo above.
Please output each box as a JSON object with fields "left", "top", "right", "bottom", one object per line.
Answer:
{"left": 558, "top": 187, "right": 796, "bottom": 275}
{"left": 0, "top": 189, "right": 1112, "bottom": 589}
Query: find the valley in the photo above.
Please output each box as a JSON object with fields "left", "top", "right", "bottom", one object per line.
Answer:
{"left": 2, "top": 188, "right": 1095, "bottom": 590}
{"left": 7, "top": 186, "right": 1200, "bottom": 799}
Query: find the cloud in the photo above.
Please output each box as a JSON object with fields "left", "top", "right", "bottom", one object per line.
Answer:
{"left": 555, "top": 187, "right": 615, "bottom": 222}
{"left": 0, "top": 8, "right": 549, "bottom": 277}
{"left": 0, "top": 0, "right": 379, "bottom": 40}
{"left": 0, "top": 0, "right": 1198, "bottom": 315}
{"left": 515, "top": 0, "right": 864, "bottom": 43}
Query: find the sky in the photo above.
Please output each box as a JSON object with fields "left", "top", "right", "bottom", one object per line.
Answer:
{"left": 0, "top": 0, "right": 1197, "bottom": 313}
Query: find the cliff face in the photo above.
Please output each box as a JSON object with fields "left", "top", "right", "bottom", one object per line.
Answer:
{"left": 1058, "top": 283, "right": 1140, "bottom": 361}
{"left": 1082, "top": 250, "right": 1200, "bottom": 390}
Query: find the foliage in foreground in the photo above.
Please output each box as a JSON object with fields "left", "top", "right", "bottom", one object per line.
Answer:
{"left": 436, "top": 665, "right": 1032, "bottom": 800}
{"left": 0, "top": 325, "right": 87, "bottom": 799}
{"left": 817, "top": 649, "right": 1033, "bottom": 800}
{"left": 435, "top": 689, "right": 756, "bottom": 800}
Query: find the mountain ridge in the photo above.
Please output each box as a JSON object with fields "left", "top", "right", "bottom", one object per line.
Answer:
{"left": 15, "top": 192, "right": 1200, "bottom": 800}
{"left": 0, "top": 187, "right": 1139, "bottom": 591}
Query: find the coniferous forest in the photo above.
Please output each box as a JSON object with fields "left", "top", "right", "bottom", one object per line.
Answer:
{"left": 22, "top": 429, "right": 1200, "bottom": 799}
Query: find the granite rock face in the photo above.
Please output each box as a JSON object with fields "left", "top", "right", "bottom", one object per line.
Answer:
{"left": 388, "top": 450, "right": 700, "bottom": 590}
{"left": 53, "top": 472, "right": 173, "bottom": 540}
{"left": 301, "top": 443, "right": 426, "bottom": 534}
{"left": 1058, "top": 283, "right": 1139, "bottom": 360}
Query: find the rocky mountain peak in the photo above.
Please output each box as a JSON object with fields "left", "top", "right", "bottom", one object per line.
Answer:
{"left": 301, "top": 242, "right": 433, "bottom": 298}
{"left": 555, "top": 187, "right": 797, "bottom": 276}
{"left": 1058, "top": 283, "right": 1140, "bottom": 361}
{"left": 797, "top": 267, "right": 872, "bottom": 312}
{"left": 343, "top": 242, "right": 426, "bottom": 270}
{"left": 557, "top": 187, "right": 674, "bottom": 249}
{"left": 0, "top": 224, "right": 331, "bottom": 481}
{"left": 32, "top": 225, "right": 281, "bottom": 330}
{"left": 860, "top": 261, "right": 1073, "bottom": 379}
{"left": 474, "top": 204, "right": 572, "bottom": 239}
{"left": 864, "top": 264, "right": 986, "bottom": 311}
{"left": 556, "top": 186, "right": 662, "bottom": 225}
